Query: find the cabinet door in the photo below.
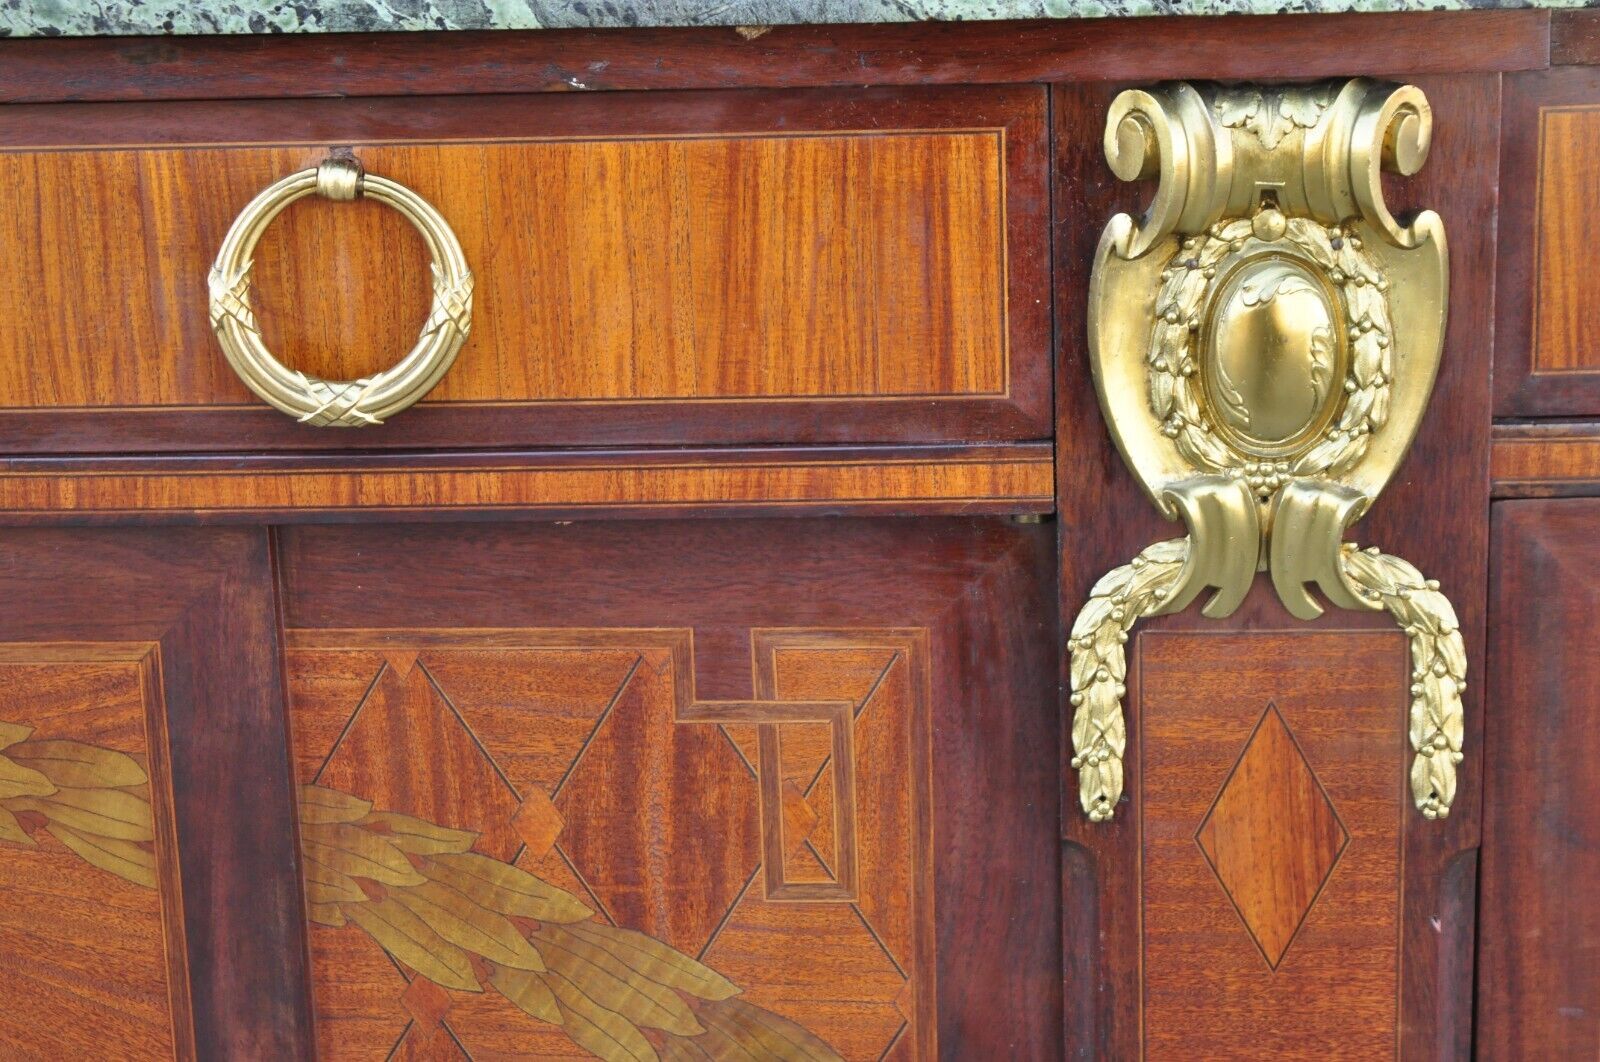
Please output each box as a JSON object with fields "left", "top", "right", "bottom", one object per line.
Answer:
{"left": 0, "top": 527, "right": 311, "bottom": 1059}
{"left": 275, "top": 517, "right": 1059, "bottom": 1061}
{"left": 1478, "top": 500, "right": 1600, "bottom": 1057}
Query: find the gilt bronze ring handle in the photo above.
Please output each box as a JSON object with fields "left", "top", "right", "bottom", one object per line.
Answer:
{"left": 208, "top": 155, "right": 473, "bottom": 427}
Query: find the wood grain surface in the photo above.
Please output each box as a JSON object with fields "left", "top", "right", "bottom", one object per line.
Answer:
{"left": 1498, "top": 68, "right": 1600, "bottom": 415}
{"left": 279, "top": 516, "right": 1061, "bottom": 1058}
{"left": 1054, "top": 73, "right": 1496, "bottom": 1059}
{"left": 1552, "top": 8, "right": 1600, "bottom": 65}
{"left": 1478, "top": 500, "right": 1600, "bottom": 1059}
{"left": 0, "top": 528, "right": 312, "bottom": 1058}
{"left": 1138, "top": 627, "right": 1406, "bottom": 1057}
{"left": 284, "top": 627, "right": 935, "bottom": 1059}
{"left": 1528, "top": 106, "right": 1600, "bottom": 374}
{"left": 0, "top": 86, "right": 1049, "bottom": 453}
{"left": 0, "top": 12, "right": 1549, "bottom": 105}
{"left": 0, "top": 643, "right": 189, "bottom": 1060}
{"left": 1491, "top": 423, "right": 1600, "bottom": 496}
{"left": 0, "top": 444, "right": 1053, "bottom": 523}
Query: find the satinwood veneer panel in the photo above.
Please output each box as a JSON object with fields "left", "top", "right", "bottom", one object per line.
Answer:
{"left": 0, "top": 86, "right": 1047, "bottom": 454}
{"left": 1499, "top": 69, "right": 1600, "bottom": 416}
{"left": 1479, "top": 500, "right": 1600, "bottom": 1058}
{"left": 0, "top": 444, "right": 1053, "bottom": 523}
{"left": 1491, "top": 423, "right": 1600, "bottom": 497}
{"left": 0, "top": 644, "right": 186, "bottom": 1059}
{"left": 278, "top": 517, "right": 1060, "bottom": 1058}
{"left": 285, "top": 629, "right": 931, "bottom": 1060}
{"left": 0, "top": 527, "right": 311, "bottom": 1057}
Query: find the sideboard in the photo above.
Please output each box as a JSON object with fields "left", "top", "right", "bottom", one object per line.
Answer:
{"left": 1, "top": 7, "right": 1597, "bottom": 1058}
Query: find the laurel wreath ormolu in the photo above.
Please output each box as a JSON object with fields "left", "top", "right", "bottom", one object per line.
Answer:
{"left": 208, "top": 158, "right": 476, "bottom": 429}
{"left": 1074, "top": 79, "right": 1463, "bottom": 824}
{"left": 0, "top": 722, "right": 841, "bottom": 1062}
{"left": 1151, "top": 215, "right": 1394, "bottom": 495}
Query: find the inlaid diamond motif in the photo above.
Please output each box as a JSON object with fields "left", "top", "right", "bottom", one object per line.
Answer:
{"left": 1195, "top": 703, "right": 1348, "bottom": 969}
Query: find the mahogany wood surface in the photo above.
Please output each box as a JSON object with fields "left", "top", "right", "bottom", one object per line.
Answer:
{"left": 0, "top": 12, "right": 1548, "bottom": 105}
{"left": 0, "top": 443, "right": 1053, "bottom": 524}
{"left": 278, "top": 516, "right": 1061, "bottom": 1058}
{"left": 1491, "top": 422, "right": 1600, "bottom": 496}
{"left": 1497, "top": 67, "right": 1600, "bottom": 416}
{"left": 1139, "top": 625, "right": 1407, "bottom": 1057}
{"left": 0, "top": 86, "right": 1048, "bottom": 454}
{"left": 1478, "top": 501, "right": 1600, "bottom": 1059}
{"left": 1552, "top": 8, "right": 1600, "bottom": 65}
{"left": 1054, "top": 73, "right": 1496, "bottom": 1059}
{"left": 0, "top": 528, "right": 313, "bottom": 1059}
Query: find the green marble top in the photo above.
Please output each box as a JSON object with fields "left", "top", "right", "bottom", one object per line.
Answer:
{"left": 1, "top": 0, "right": 1582, "bottom": 38}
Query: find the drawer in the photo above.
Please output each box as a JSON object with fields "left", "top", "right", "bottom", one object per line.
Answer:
{"left": 0, "top": 86, "right": 1047, "bottom": 454}
{"left": 1499, "top": 68, "right": 1600, "bottom": 416}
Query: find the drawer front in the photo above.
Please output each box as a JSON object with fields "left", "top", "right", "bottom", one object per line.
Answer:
{"left": 1499, "top": 68, "right": 1600, "bottom": 416}
{"left": 0, "top": 86, "right": 1047, "bottom": 454}
{"left": 278, "top": 518, "right": 1060, "bottom": 1060}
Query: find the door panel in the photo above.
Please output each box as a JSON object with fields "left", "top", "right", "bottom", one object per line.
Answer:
{"left": 1478, "top": 500, "right": 1600, "bottom": 1057}
{"left": 1136, "top": 626, "right": 1407, "bottom": 1056}
{"left": 0, "top": 527, "right": 311, "bottom": 1059}
{"left": 277, "top": 517, "right": 1060, "bottom": 1060}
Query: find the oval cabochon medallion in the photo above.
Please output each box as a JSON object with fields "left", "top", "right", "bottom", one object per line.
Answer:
{"left": 1201, "top": 255, "right": 1346, "bottom": 457}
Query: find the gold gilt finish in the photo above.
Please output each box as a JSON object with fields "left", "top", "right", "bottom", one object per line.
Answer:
{"left": 1071, "top": 80, "right": 1465, "bottom": 824}
{"left": 208, "top": 155, "right": 474, "bottom": 427}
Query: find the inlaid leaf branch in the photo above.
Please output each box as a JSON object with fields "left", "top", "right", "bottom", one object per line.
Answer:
{"left": 0, "top": 718, "right": 845, "bottom": 1061}
{"left": 0, "top": 724, "right": 157, "bottom": 887}
{"left": 297, "top": 784, "right": 842, "bottom": 1062}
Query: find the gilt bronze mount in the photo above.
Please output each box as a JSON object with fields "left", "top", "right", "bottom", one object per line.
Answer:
{"left": 209, "top": 154, "right": 474, "bottom": 427}
{"left": 1071, "top": 80, "right": 1465, "bottom": 824}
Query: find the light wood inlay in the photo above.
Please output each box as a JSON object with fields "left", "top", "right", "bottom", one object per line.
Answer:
{"left": 0, "top": 131, "right": 1004, "bottom": 410}
{"left": 0, "top": 447, "right": 1053, "bottom": 518}
{"left": 284, "top": 628, "right": 934, "bottom": 1061}
{"left": 1492, "top": 425, "right": 1600, "bottom": 495}
{"left": 1533, "top": 106, "right": 1600, "bottom": 374}
{"left": 1193, "top": 704, "right": 1349, "bottom": 970}
{"left": 0, "top": 643, "right": 191, "bottom": 1061}
{"left": 1139, "top": 630, "right": 1406, "bottom": 1058}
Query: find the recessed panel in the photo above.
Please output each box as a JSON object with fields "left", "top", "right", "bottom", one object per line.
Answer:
{"left": 0, "top": 644, "right": 189, "bottom": 1059}
{"left": 1138, "top": 630, "right": 1406, "bottom": 1058}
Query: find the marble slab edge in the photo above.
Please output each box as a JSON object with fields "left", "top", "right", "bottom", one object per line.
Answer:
{"left": 1, "top": 0, "right": 1588, "bottom": 40}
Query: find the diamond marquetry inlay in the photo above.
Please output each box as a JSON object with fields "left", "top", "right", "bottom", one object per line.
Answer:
{"left": 1195, "top": 704, "right": 1348, "bottom": 969}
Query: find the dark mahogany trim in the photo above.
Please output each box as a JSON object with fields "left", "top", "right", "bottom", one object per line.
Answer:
{"left": 0, "top": 12, "right": 1549, "bottom": 106}
{"left": 1553, "top": 9, "right": 1600, "bottom": 66}
{"left": 0, "top": 528, "right": 314, "bottom": 1060}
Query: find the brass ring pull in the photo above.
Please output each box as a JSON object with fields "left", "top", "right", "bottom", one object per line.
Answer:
{"left": 208, "top": 155, "right": 474, "bottom": 427}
